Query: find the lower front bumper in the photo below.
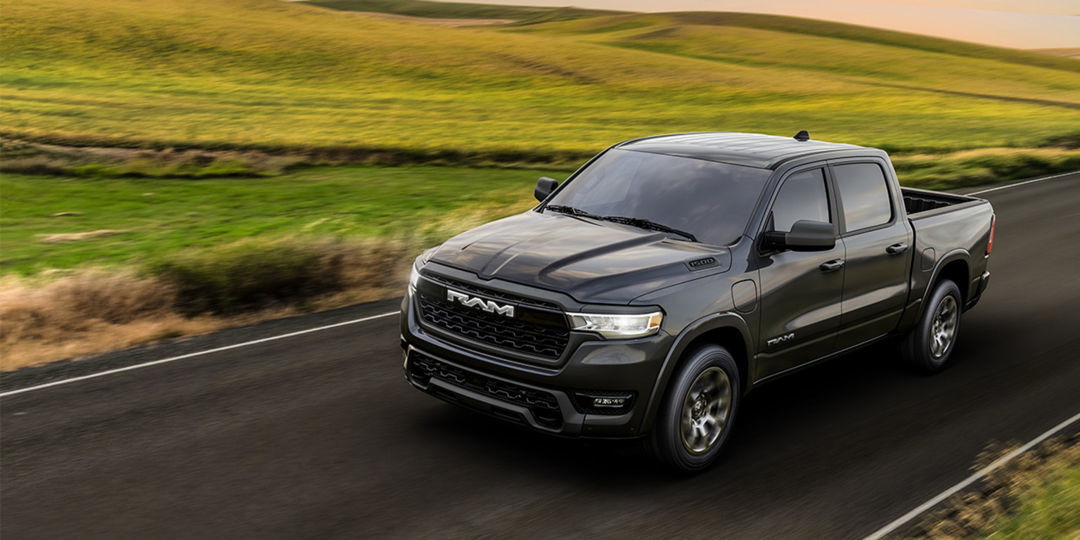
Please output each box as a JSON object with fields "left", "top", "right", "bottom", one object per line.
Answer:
{"left": 403, "top": 346, "right": 640, "bottom": 438}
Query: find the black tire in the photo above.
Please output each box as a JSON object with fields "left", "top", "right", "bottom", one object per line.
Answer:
{"left": 647, "top": 345, "right": 740, "bottom": 473}
{"left": 903, "top": 279, "right": 962, "bottom": 374}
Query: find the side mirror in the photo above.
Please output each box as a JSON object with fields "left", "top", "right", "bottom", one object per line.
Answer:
{"left": 764, "top": 220, "right": 835, "bottom": 251}
{"left": 535, "top": 177, "right": 559, "bottom": 202}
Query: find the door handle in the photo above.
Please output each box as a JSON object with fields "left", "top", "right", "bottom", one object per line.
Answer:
{"left": 886, "top": 243, "right": 909, "bottom": 255}
{"left": 819, "top": 259, "right": 845, "bottom": 273}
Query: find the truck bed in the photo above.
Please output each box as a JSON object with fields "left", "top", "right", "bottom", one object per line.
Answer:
{"left": 901, "top": 187, "right": 980, "bottom": 216}
{"left": 901, "top": 185, "right": 993, "bottom": 316}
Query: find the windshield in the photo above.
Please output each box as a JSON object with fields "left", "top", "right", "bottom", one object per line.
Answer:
{"left": 544, "top": 149, "right": 770, "bottom": 245}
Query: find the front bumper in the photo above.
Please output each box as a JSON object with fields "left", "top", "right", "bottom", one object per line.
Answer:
{"left": 400, "top": 285, "right": 673, "bottom": 439}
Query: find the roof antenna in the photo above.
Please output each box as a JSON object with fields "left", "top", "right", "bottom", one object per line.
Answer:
{"left": 794, "top": 130, "right": 810, "bottom": 142}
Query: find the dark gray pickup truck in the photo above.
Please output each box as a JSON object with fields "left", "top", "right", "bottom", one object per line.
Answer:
{"left": 400, "top": 132, "right": 995, "bottom": 472}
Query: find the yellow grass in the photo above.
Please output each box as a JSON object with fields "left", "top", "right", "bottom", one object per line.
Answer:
{"left": 2, "top": 0, "right": 1079, "bottom": 154}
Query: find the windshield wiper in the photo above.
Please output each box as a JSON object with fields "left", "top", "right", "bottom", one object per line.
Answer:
{"left": 544, "top": 205, "right": 604, "bottom": 220}
{"left": 546, "top": 205, "right": 697, "bottom": 242}
{"left": 599, "top": 216, "right": 698, "bottom": 242}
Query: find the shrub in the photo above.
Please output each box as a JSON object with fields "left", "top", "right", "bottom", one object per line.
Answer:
{"left": 0, "top": 270, "right": 175, "bottom": 342}
{"left": 147, "top": 240, "right": 349, "bottom": 315}
{"left": 892, "top": 148, "right": 1080, "bottom": 190}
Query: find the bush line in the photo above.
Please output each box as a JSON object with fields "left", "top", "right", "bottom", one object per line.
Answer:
{"left": 0, "top": 238, "right": 419, "bottom": 369}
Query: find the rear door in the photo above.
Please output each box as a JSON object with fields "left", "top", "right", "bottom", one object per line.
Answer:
{"left": 830, "top": 159, "right": 913, "bottom": 349}
{"left": 755, "top": 165, "right": 845, "bottom": 379}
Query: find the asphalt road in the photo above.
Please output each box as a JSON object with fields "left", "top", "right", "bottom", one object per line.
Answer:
{"left": 3, "top": 173, "right": 1079, "bottom": 539}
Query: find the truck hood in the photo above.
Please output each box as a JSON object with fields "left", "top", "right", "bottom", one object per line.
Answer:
{"left": 428, "top": 211, "right": 731, "bottom": 304}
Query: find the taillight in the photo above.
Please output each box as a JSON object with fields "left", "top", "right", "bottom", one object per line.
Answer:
{"left": 986, "top": 216, "right": 995, "bottom": 255}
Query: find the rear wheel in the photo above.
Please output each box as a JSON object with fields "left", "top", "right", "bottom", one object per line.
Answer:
{"left": 648, "top": 345, "right": 740, "bottom": 473}
{"left": 903, "top": 279, "right": 962, "bottom": 373}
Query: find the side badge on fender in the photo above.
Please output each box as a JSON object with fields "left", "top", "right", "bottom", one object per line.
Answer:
{"left": 767, "top": 332, "right": 795, "bottom": 347}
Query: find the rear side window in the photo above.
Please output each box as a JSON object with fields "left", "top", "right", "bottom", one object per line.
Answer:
{"left": 834, "top": 163, "right": 892, "bottom": 232}
{"left": 770, "top": 168, "right": 830, "bottom": 232}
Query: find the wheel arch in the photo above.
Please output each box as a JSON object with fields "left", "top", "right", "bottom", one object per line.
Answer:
{"left": 926, "top": 250, "right": 971, "bottom": 306}
{"left": 640, "top": 313, "right": 753, "bottom": 434}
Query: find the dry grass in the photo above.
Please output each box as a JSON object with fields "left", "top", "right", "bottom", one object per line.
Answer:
{"left": 892, "top": 147, "right": 1080, "bottom": 189}
{"left": 350, "top": 11, "right": 514, "bottom": 27}
{"left": 1, "top": 270, "right": 186, "bottom": 370}
{"left": 0, "top": 237, "right": 418, "bottom": 370}
{"left": 910, "top": 433, "right": 1080, "bottom": 539}
{"left": 37, "top": 230, "right": 127, "bottom": 243}
{"left": 1034, "top": 48, "right": 1080, "bottom": 59}
{"left": 0, "top": 139, "right": 307, "bottom": 178}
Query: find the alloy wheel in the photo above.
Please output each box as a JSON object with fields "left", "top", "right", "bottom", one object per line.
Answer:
{"left": 679, "top": 367, "right": 732, "bottom": 455}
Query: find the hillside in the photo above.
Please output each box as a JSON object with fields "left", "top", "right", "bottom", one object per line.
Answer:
{"left": 298, "top": 0, "right": 620, "bottom": 22}
{"left": 2, "top": 0, "right": 1079, "bottom": 158}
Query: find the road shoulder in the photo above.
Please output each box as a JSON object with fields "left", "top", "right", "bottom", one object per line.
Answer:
{"left": 0, "top": 297, "right": 402, "bottom": 394}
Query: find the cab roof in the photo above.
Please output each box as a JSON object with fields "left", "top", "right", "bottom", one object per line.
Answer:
{"left": 615, "top": 132, "right": 872, "bottom": 169}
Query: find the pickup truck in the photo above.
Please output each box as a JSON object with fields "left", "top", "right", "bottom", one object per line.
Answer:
{"left": 400, "top": 132, "right": 995, "bottom": 472}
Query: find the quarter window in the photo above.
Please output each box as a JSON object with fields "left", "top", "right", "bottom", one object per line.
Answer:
{"left": 770, "top": 168, "right": 830, "bottom": 232}
{"left": 833, "top": 163, "right": 892, "bottom": 232}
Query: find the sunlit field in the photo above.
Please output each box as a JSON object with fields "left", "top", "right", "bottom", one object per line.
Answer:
{"left": 0, "top": 166, "right": 554, "bottom": 274}
{"left": 2, "top": 0, "right": 1078, "bottom": 155}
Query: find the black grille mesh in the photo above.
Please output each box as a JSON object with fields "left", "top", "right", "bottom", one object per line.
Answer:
{"left": 417, "top": 292, "right": 569, "bottom": 358}
{"left": 408, "top": 352, "right": 562, "bottom": 428}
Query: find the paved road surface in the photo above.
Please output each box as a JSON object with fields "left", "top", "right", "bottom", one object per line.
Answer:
{"left": 3, "top": 173, "right": 1079, "bottom": 538}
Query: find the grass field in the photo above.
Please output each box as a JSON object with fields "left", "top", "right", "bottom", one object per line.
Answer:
{"left": 0, "top": 166, "right": 551, "bottom": 275}
{"left": 0, "top": 163, "right": 555, "bottom": 368}
{"left": 5, "top": 144, "right": 1080, "bottom": 277}
{"left": 5, "top": 0, "right": 1077, "bottom": 277}
{"left": 3, "top": 0, "right": 1079, "bottom": 156}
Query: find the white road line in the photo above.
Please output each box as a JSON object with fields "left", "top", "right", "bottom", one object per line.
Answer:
{"left": 966, "top": 170, "right": 1078, "bottom": 196}
{"left": 863, "top": 409, "right": 1080, "bottom": 540}
{"left": 0, "top": 311, "right": 400, "bottom": 398}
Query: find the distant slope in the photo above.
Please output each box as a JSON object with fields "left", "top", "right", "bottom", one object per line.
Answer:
{"left": 306, "top": 3, "right": 1079, "bottom": 74}
{"left": 518, "top": 11, "right": 1080, "bottom": 74}
{"left": 299, "top": 0, "right": 620, "bottom": 22}
{"left": 2, "top": 0, "right": 1078, "bottom": 157}
{"left": 1034, "top": 48, "right": 1080, "bottom": 59}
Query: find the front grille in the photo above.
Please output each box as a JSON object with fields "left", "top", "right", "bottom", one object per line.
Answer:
{"left": 408, "top": 352, "right": 563, "bottom": 428}
{"left": 417, "top": 289, "right": 569, "bottom": 359}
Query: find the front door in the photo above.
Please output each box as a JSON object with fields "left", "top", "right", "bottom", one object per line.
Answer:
{"left": 755, "top": 166, "right": 845, "bottom": 380}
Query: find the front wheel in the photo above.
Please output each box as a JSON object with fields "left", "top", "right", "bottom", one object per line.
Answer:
{"left": 903, "top": 279, "right": 962, "bottom": 373}
{"left": 647, "top": 345, "right": 740, "bottom": 473}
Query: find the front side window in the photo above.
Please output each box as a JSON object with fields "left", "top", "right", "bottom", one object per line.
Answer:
{"left": 833, "top": 163, "right": 892, "bottom": 232}
{"left": 770, "top": 168, "right": 830, "bottom": 232}
{"left": 545, "top": 149, "right": 770, "bottom": 245}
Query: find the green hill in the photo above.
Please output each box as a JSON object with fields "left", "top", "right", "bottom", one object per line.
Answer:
{"left": 298, "top": 0, "right": 620, "bottom": 22}
{"left": 2, "top": 0, "right": 1078, "bottom": 158}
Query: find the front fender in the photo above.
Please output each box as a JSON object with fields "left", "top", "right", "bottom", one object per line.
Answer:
{"left": 638, "top": 312, "right": 754, "bottom": 434}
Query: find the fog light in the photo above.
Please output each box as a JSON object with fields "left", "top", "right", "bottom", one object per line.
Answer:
{"left": 593, "top": 396, "right": 628, "bottom": 408}
{"left": 575, "top": 392, "right": 634, "bottom": 414}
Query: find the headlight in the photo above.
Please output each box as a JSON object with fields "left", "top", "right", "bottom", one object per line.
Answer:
{"left": 408, "top": 265, "right": 421, "bottom": 294}
{"left": 568, "top": 311, "right": 663, "bottom": 339}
